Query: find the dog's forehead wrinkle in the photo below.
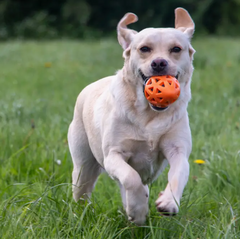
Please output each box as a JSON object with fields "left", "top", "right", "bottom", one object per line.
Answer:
{"left": 133, "top": 28, "right": 189, "bottom": 48}
{"left": 137, "top": 28, "right": 187, "bottom": 38}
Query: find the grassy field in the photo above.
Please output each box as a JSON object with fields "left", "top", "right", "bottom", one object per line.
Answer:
{"left": 0, "top": 37, "right": 240, "bottom": 238}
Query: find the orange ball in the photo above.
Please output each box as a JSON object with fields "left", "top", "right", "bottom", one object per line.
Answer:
{"left": 144, "top": 75, "right": 180, "bottom": 108}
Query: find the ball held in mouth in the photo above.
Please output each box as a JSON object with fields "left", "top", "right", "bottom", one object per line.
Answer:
{"left": 144, "top": 75, "right": 180, "bottom": 108}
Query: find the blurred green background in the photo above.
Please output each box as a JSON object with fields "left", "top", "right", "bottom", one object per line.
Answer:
{"left": 1, "top": 1, "right": 240, "bottom": 238}
{"left": 0, "top": 0, "right": 240, "bottom": 40}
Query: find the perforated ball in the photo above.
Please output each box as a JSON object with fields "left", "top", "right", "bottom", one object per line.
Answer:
{"left": 144, "top": 75, "right": 180, "bottom": 108}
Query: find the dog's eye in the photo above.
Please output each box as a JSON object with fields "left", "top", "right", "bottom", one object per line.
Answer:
{"left": 170, "top": 46, "right": 182, "bottom": 53}
{"left": 140, "top": 46, "right": 151, "bottom": 53}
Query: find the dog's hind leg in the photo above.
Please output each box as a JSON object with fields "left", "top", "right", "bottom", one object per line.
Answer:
{"left": 68, "top": 120, "right": 101, "bottom": 202}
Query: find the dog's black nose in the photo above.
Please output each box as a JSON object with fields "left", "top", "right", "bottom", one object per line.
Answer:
{"left": 151, "top": 58, "right": 168, "bottom": 73}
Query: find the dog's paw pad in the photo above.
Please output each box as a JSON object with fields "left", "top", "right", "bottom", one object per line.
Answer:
{"left": 156, "top": 204, "right": 177, "bottom": 216}
{"left": 155, "top": 194, "right": 179, "bottom": 216}
{"left": 128, "top": 216, "right": 134, "bottom": 222}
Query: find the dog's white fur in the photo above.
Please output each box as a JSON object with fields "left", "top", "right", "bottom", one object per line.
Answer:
{"left": 68, "top": 8, "right": 195, "bottom": 225}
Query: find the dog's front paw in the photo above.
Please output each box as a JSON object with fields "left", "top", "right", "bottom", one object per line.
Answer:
{"left": 126, "top": 202, "right": 148, "bottom": 225}
{"left": 155, "top": 191, "right": 179, "bottom": 216}
{"left": 125, "top": 187, "right": 149, "bottom": 225}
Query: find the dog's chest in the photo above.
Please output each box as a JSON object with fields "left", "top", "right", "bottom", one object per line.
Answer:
{"left": 125, "top": 138, "right": 167, "bottom": 184}
{"left": 115, "top": 117, "right": 173, "bottom": 184}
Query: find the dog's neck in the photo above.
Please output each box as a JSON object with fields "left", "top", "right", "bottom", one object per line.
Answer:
{"left": 112, "top": 68, "right": 148, "bottom": 112}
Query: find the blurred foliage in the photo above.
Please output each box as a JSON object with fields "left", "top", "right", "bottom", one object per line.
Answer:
{"left": 0, "top": 0, "right": 240, "bottom": 39}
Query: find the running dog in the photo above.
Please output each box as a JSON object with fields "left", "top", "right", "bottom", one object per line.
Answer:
{"left": 68, "top": 8, "right": 195, "bottom": 225}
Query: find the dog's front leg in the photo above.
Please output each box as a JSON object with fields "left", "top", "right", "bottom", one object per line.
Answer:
{"left": 104, "top": 152, "right": 149, "bottom": 225}
{"left": 156, "top": 153, "right": 189, "bottom": 215}
{"left": 156, "top": 126, "right": 191, "bottom": 215}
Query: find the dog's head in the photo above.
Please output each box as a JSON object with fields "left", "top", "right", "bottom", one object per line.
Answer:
{"left": 117, "top": 8, "right": 195, "bottom": 111}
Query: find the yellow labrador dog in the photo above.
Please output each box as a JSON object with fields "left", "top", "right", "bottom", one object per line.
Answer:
{"left": 68, "top": 8, "right": 195, "bottom": 225}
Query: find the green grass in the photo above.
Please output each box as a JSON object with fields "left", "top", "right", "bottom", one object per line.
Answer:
{"left": 0, "top": 38, "right": 240, "bottom": 238}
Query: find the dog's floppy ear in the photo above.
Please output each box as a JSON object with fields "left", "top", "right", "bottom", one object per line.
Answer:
{"left": 117, "top": 13, "right": 138, "bottom": 50}
{"left": 175, "top": 8, "right": 194, "bottom": 38}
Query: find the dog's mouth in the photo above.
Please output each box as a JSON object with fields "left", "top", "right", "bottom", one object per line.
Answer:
{"left": 139, "top": 69, "right": 179, "bottom": 81}
{"left": 139, "top": 70, "right": 149, "bottom": 82}
{"left": 140, "top": 69, "right": 179, "bottom": 112}
{"left": 149, "top": 104, "right": 168, "bottom": 112}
